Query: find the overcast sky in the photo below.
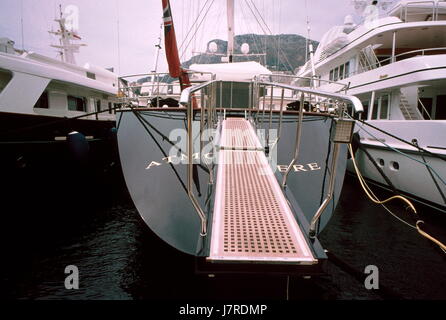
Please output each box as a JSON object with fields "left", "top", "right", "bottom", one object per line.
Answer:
{"left": 0, "top": 0, "right": 386, "bottom": 75}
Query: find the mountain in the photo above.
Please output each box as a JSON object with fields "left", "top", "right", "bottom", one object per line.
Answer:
{"left": 182, "top": 34, "right": 319, "bottom": 73}
{"left": 137, "top": 33, "right": 318, "bottom": 84}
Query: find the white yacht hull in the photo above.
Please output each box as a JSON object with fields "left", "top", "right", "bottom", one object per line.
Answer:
{"left": 349, "top": 120, "right": 446, "bottom": 212}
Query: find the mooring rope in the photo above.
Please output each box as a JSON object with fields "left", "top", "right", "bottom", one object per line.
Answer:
{"left": 348, "top": 144, "right": 446, "bottom": 253}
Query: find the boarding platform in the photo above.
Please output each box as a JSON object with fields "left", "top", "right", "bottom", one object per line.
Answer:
{"left": 208, "top": 118, "right": 317, "bottom": 265}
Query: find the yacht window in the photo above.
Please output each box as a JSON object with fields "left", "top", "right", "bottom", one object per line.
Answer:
{"left": 344, "top": 62, "right": 350, "bottom": 78}
{"left": 0, "top": 69, "right": 12, "bottom": 94}
{"left": 379, "top": 95, "right": 389, "bottom": 119}
{"left": 86, "top": 72, "right": 96, "bottom": 80}
{"left": 95, "top": 99, "right": 101, "bottom": 112}
{"left": 372, "top": 100, "right": 379, "bottom": 119}
{"left": 361, "top": 101, "right": 369, "bottom": 120}
{"left": 329, "top": 70, "right": 334, "bottom": 81}
{"left": 333, "top": 67, "right": 339, "bottom": 81}
{"left": 34, "top": 91, "right": 49, "bottom": 109}
{"left": 108, "top": 102, "right": 112, "bottom": 114}
{"left": 339, "top": 64, "right": 345, "bottom": 80}
{"left": 435, "top": 95, "right": 446, "bottom": 120}
{"left": 67, "top": 95, "right": 87, "bottom": 112}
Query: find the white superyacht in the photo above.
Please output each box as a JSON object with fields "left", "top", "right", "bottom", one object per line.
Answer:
{"left": 296, "top": 0, "right": 446, "bottom": 212}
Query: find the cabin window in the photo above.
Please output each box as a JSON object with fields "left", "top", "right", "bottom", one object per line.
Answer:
{"left": 329, "top": 70, "right": 334, "bottom": 81}
{"left": 95, "top": 99, "right": 101, "bottom": 112}
{"left": 0, "top": 69, "right": 12, "bottom": 94}
{"left": 68, "top": 95, "right": 87, "bottom": 112}
{"left": 333, "top": 67, "right": 339, "bottom": 81}
{"left": 339, "top": 64, "right": 345, "bottom": 80}
{"left": 435, "top": 95, "right": 446, "bottom": 120}
{"left": 86, "top": 72, "right": 96, "bottom": 80}
{"left": 360, "top": 101, "right": 369, "bottom": 120}
{"left": 344, "top": 61, "right": 350, "bottom": 78}
{"left": 372, "top": 99, "right": 379, "bottom": 119}
{"left": 379, "top": 95, "right": 389, "bottom": 119}
{"left": 108, "top": 102, "right": 112, "bottom": 114}
{"left": 34, "top": 91, "right": 49, "bottom": 109}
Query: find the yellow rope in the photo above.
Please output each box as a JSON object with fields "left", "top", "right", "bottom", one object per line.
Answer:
{"left": 348, "top": 144, "right": 446, "bottom": 252}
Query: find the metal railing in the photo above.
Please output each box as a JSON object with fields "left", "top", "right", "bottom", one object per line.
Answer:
{"left": 177, "top": 77, "right": 364, "bottom": 239}
{"left": 179, "top": 80, "right": 220, "bottom": 237}
{"left": 349, "top": 47, "right": 446, "bottom": 78}
{"left": 250, "top": 80, "right": 362, "bottom": 238}
{"left": 118, "top": 71, "right": 215, "bottom": 107}
{"left": 256, "top": 73, "right": 350, "bottom": 93}
{"left": 251, "top": 81, "right": 363, "bottom": 184}
{"left": 400, "top": 1, "right": 440, "bottom": 21}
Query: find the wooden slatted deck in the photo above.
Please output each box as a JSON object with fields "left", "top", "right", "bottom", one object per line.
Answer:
{"left": 208, "top": 118, "right": 317, "bottom": 264}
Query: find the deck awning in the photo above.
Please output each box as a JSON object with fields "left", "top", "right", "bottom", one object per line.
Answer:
{"left": 189, "top": 61, "right": 271, "bottom": 82}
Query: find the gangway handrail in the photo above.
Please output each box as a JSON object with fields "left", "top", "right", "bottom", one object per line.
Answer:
{"left": 180, "top": 79, "right": 220, "bottom": 237}
{"left": 253, "top": 80, "right": 363, "bottom": 187}
{"left": 253, "top": 80, "right": 362, "bottom": 238}
{"left": 180, "top": 79, "right": 363, "bottom": 239}
{"left": 257, "top": 81, "right": 364, "bottom": 113}
{"left": 256, "top": 73, "right": 350, "bottom": 91}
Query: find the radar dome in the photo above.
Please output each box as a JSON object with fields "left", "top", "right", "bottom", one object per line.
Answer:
{"left": 208, "top": 41, "right": 218, "bottom": 53}
{"left": 241, "top": 43, "right": 250, "bottom": 55}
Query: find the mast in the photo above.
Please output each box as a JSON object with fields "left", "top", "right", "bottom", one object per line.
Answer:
{"left": 227, "top": 0, "right": 235, "bottom": 63}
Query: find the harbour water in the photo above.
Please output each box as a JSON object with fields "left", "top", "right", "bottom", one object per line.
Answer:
{"left": 1, "top": 174, "right": 445, "bottom": 300}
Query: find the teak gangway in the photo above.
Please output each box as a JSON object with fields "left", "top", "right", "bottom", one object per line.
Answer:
{"left": 208, "top": 118, "right": 317, "bottom": 265}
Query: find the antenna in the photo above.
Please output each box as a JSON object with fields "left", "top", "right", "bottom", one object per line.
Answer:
{"left": 304, "top": 0, "right": 309, "bottom": 63}
{"left": 116, "top": 0, "right": 121, "bottom": 75}
{"left": 151, "top": 22, "right": 163, "bottom": 73}
{"left": 20, "top": 0, "right": 25, "bottom": 50}
{"left": 49, "top": 4, "right": 86, "bottom": 64}
{"left": 304, "top": 0, "right": 316, "bottom": 85}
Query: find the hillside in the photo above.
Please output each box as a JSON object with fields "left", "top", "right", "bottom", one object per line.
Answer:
{"left": 138, "top": 33, "right": 318, "bottom": 83}
{"left": 182, "top": 33, "right": 318, "bottom": 72}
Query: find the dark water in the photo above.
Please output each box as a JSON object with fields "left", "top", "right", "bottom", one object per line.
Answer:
{"left": 1, "top": 174, "right": 445, "bottom": 300}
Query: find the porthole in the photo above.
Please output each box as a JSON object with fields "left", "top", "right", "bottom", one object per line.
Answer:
{"left": 390, "top": 161, "right": 399, "bottom": 171}
{"left": 378, "top": 158, "right": 385, "bottom": 167}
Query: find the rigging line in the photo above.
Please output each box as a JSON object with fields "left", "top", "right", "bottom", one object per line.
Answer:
{"left": 0, "top": 105, "right": 122, "bottom": 135}
{"left": 357, "top": 119, "right": 446, "bottom": 162}
{"left": 130, "top": 109, "right": 188, "bottom": 194}
{"left": 353, "top": 119, "right": 446, "bottom": 187}
{"left": 245, "top": 0, "right": 294, "bottom": 71}
{"left": 414, "top": 140, "right": 446, "bottom": 205}
{"left": 194, "top": 0, "right": 201, "bottom": 57}
{"left": 349, "top": 144, "right": 446, "bottom": 252}
{"left": 198, "top": 3, "right": 222, "bottom": 64}
{"left": 180, "top": 0, "right": 216, "bottom": 61}
{"left": 238, "top": 0, "right": 263, "bottom": 57}
{"left": 197, "top": 0, "right": 218, "bottom": 63}
{"left": 244, "top": 0, "right": 268, "bottom": 35}
{"left": 178, "top": 0, "right": 211, "bottom": 54}
{"left": 133, "top": 109, "right": 210, "bottom": 174}
{"left": 349, "top": 144, "right": 417, "bottom": 229}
